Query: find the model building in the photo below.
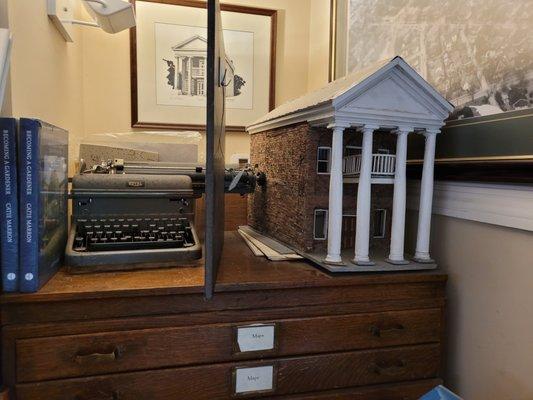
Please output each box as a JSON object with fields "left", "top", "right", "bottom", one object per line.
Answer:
{"left": 246, "top": 57, "right": 454, "bottom": 269}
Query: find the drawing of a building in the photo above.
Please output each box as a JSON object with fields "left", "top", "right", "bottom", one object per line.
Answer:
{"left": 171, "top": 35, "right": 236, "bottom": 97}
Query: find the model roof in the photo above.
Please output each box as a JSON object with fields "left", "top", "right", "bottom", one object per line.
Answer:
{"left": 247, "top": 56, "right": 454, "bottom": 134}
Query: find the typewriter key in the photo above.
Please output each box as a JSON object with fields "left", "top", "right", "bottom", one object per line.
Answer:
{"left": 74, "top": 237, "right": 85, "bottom": 249}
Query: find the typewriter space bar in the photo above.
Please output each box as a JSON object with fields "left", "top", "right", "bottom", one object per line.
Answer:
{"left": 88, "top": 240, "right": 183, "bottom": 252}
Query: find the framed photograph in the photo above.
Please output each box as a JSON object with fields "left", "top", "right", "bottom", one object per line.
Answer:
{"left": 130, "top": 0, "right": 277, "bottom": 131}
{"left": 407, "top": 108, "right": 533, "bottom": 183}
{"left": 330, "top": 0, "right": 533, "bottom": 119}
{"left": 331, "top": 0, "right": 533, "bottom": 181}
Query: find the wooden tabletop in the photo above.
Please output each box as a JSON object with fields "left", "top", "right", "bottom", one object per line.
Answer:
{"left": 1, "top": 232, "right": 446, "bottom": 303}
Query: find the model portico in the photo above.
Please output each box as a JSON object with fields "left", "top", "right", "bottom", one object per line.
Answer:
{"left": 247, "top": 57, "right": 454, "bottom": 269}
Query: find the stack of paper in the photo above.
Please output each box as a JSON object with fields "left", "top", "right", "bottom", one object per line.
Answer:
{"left": 238, "top": 226, "right": 303, "bottom": 261}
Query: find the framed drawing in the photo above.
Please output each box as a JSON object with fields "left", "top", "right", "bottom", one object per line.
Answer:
{"left": 130, "top": 0, "right": 277, "bottom": 131}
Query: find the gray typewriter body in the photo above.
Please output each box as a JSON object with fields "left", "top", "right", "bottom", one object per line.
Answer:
{"left": 66, "top": 173, "right": 202, "bottom": 272}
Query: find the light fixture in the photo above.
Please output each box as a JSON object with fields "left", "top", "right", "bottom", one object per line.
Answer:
{"left": 48, "top": 0, "right": 136, "bottom": 42}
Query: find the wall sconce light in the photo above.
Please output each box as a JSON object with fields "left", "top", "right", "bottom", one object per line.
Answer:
{"left": 48, "top": 0, "right": 136, "bottom": 42}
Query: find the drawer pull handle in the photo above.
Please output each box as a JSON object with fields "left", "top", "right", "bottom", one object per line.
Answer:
{"left": 74, "top": 348, "right": 119, "bottom": 364}
{"left": 374, "top": 359, "right": 406, "bottom": 376}
{"left": 370, "top": 324, "right": 405, "bottom": 337}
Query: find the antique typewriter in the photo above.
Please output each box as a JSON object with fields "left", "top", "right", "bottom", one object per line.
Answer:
{"left": 66, "top": 159, "right": 260, "bottom": 272}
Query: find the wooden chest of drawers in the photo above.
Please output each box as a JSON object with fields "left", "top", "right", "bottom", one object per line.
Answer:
{"left": 1, "top": 232, "right": 446, "bottom": 399}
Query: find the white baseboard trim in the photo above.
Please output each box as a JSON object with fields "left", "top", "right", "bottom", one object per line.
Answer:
{"left": 407, "top": 180, "right": 533, "bottom": 232}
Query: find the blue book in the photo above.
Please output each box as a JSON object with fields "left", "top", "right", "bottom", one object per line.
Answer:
{"left": 0, "top": 118, "right": 19, "bottom": 292}
{"left": 18, "top": 118, "right": 68, "bottom": 292}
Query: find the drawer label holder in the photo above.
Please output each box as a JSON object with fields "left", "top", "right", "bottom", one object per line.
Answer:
{"left": 233, "top": 365, "right": 275, "bottom": 395}
{"left": 235, "top": 323, "right": 276, "bottom": 353}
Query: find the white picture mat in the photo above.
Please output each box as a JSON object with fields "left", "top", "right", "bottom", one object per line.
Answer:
{"left": 136, "top": 1, "right": 272, "bottom": 127}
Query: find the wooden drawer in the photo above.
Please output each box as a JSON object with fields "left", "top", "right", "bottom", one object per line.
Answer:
{"left": 16, "top": 308, "right": 441, "bottom": 382}
{"left": 16, "top": 344, "right": 440, "bottom": 400}
{"left": 267, "top": 379, "right": 442, "bottom": 399}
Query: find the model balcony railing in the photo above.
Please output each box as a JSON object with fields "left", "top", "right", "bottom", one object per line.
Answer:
{"left": 191, "top": 67, "right": 205, "bottom": 77}
{"left": 343, "top": 154, "right": 396, "bottom": 176}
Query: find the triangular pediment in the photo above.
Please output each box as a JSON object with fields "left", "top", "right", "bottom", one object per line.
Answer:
{"left": 247, "top": 56, "right": 454, "bottom": 134}
{"left": 336, "top": 62, "right": 454, "bottom": 123}
{"left": 341, "top": 76, "right": 435, "bottom": 117}
{"left": 172, "top": 35, "right": 207, "bottom": 52}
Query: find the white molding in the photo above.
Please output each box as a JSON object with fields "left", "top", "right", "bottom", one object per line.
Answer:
{"left": 407, "top": 180, "right": 533, "bottom": 232}
{"left": 344, "top": 177, "right": 394, "bottom": 184}
{"left": 247, "top": 104, "right": 335, "bottom": 134}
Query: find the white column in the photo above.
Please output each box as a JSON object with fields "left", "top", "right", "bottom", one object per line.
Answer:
{"left": 414, "top": 130, "right": 438, "bottom": 263}
{"left": 174, "top": 56, "right": 180, "bottom": 90}
{"left": 353, "top": 125, "right": 378, "bottom": 265}
{"left": 387, "top": 128, "right": 411, "bottom": 264}
{"left": 325, "top": 123, "right": 347, "bottom": 264}
{"left": 187, "top": 57, "right": 192, "bottom": 95}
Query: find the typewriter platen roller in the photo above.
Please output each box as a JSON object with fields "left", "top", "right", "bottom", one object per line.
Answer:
{"left": 66, "top": 160, "right": 262, "bottom": 273}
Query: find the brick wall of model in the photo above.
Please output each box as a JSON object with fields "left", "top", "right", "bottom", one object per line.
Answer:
{"left": 249, "top": 123, "right": 394, "bottom": 254}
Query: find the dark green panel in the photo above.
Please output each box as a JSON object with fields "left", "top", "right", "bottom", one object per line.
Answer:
{"left": 408, "top": 109, "right": 533, "bottom": 160}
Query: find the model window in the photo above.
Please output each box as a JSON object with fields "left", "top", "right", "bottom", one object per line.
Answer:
{"left": 238, "top": 158, "right": 249, "bottom": 168}
{"left": 314, "top": 209, "right": 328, "bottom": 240}
{"left": 377, "top": 148, "right": 390, "bottom": 154}
{"left": 197, "top": 80, "right": 205, "bottom": 95}
{"left": 373, "top": 209, "right": 387, "bottom": 238}
{"left": 345, "top": 145, "right": 361, "bottom": 156}
{"left": 317, "top": 147, "right": 331, "bottom": 174}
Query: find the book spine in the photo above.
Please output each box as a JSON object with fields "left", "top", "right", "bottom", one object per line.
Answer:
{"left": 18, "top": 119, "right": 40, "bottom": 292}
{"left": 0, "top": 118, "right": 18, "bottom": 292}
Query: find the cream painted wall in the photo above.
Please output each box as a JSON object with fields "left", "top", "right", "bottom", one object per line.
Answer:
{"left": 307, "top": 0, "right": 330, "bottom": 91}
{"left": 81, "top": 0, "right": 330, "bottom": 164}
{"left": 3, "top": 1, "right": 330, "bottom": 166}
{"left": 225, "top": 0, "right": 311, "bottom": 105}
{"left": 5, "top": 0, "right": 85, "bottom": 173}
{"left": 406, "top": 212, "right": 533, "bottom": 399}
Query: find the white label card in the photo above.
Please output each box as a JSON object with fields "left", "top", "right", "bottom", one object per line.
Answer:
{"left": 234, "top": 365, "right": 274, "bottom": 394}
{"left": 236, "top": 324, "right": 275, "bottom": 353}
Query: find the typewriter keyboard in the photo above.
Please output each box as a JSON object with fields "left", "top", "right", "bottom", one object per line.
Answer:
{"left": 73, "top": 216, "right": 196, "bottom": 252}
